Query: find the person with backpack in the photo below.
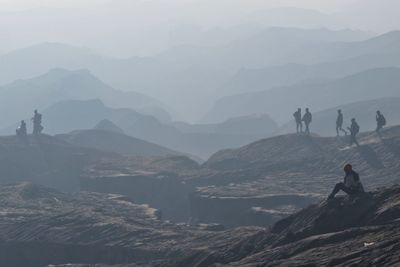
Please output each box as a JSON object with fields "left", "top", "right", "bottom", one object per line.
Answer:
{"left": 302, "top": 108, "right": 312, "bottom": 135}
{"left": 32, "top": 109, "right": 44, "bottom": 135}
{"left": 328, "top": 164, "right": 364, "bottom": 199}
{"left": 336, "top": 109, "right": 347, "bottom": 136}
{"left": 293, "top": 108, "right": 302, "bottom": 134}
{"left": 376, "top": 110, "right": 386, "bottom": 134}
{"left": 348, "top": 118, "right": 360, "bottom": 147}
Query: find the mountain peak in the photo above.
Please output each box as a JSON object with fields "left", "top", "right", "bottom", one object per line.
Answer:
{"left": 93, "top": 119, "right": 125, "bottom": 134}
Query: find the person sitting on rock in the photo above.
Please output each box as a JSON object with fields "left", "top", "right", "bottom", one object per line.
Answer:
{"left": 16, "top": 120, "right": 27, "bottom": 138}
{"left": 328, "top": 164, "right": 364, "bottom": 199}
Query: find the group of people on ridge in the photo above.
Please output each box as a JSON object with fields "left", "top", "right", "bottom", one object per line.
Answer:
{"left": 293, "top": 108, "right": 312, "bottom": 135}
{"left": 294, "top": 108, "right": 387, "bottom": 147}
{"left": 16, "top": 110, "right": 44, "bottom": 139}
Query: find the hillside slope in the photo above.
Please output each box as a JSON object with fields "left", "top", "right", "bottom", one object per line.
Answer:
{"left": 56, "top": 129, "right": 184, "bottom": 157}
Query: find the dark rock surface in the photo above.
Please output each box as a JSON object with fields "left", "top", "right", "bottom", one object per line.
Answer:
{"left": 80, "top": 126, "right": 400, "bottom": 227}
{"left": 2, "top": 182, "right": 400, "bottom": 266}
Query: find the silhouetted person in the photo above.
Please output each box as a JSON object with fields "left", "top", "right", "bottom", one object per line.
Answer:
{"left": 16, "top": 120, "right": 27, "bottom": 139}
{"left": 302, "top": 108, "right": 312, "bottom": 135}
{"left": 348, "top": 118, "right": 360, "bottom": 147}
{"left": 376, "top": 110, "right": 386, "bottom": 134}
{"left": 32, "top": 109, "right": 43, "bottom": 135}
{"left": 328, "top": 164, "right": 364, "bottom": 199}
{"left": 336, "top": 109, "right": 347, "bottom": 136}
{"left": 293, "top": 108, "right": 302, "bottom": 134}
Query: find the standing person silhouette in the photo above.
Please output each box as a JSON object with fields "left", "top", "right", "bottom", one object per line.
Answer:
{"left": 302, "top": 108, "right": 312, "bottom": 135}
{"left": 348, "top": 118, "right": 360, "bottom": 147}
{"left": 32, "top": 109, "right": 44, "bottom": 135}
{"left": 376, "top": 110, "right": 386, "bottom": 135}
{"left": 293, "top": 108, "right": 302, "bottom": 134}
{"left": 336, "top": 109, "right": 347, "bottom": 136}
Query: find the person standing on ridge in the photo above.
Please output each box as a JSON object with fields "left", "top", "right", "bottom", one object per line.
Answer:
{"left": 293, "top": 108, "right": 303, "bottom": 134}
{"left": 328, "top": 164, "right": 364, "bottom": 199}
{"left": 302, "top": 108, "right": 312, "bottom": 135}
{"left": 32, "top": 109, "right": 44, "bottom": 135}
{"left": 348, "top": 118, "right": 360, "bottom": 147}
{"left": 336, "top": 109, "right": 347, "bottom": 136}
{"left": 376, "top": 110, "right": 386, "bottom": 135}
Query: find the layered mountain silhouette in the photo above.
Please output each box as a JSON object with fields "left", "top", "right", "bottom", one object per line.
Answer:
{"left": 0, "top": 68, "right": 171, "bottom": 126}
{"left": 57, "top": 129, "right": 183, "bottom": 158}
{"left": 204, "top": 67, "right": 400, "bottom": 123}
{"left": 220, "top": 52, "right": 400, "bottom": 95}
{"left": 93, "top": 119, "right": 124, "bottom": 134}
{"left": 0, "top": 28, "right": 382, "bottom": 120}
{"left": 1, "top": 99, "right": 277, "bottom": 159}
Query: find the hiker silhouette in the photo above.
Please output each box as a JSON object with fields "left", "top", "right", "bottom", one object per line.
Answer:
{"left": 293, "top": 108, "right": 303, "bottom": 134}
{"left": 376, "top": 110, "right": 386, "bottom": 135}
{"left": 302, "top": 108, "right": 312, "bottom": 135}
{"left": 348, "top": 118, "right": 360, "bottom": 147}
{"left": 32, "top": 110, "right": 44, "bottom": 135}
{"left": 336, "top": 109, "right": 347, "bottom": 136}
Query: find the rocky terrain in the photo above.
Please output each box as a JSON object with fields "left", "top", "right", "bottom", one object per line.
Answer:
{"left": 80, "top": 125, "right": 400, "bottom": 227}
{"left": 1, "top": 125, "right": 400, "bottom": 266}
{"left": 1, "top": 182, "right": 400, "bottom": 266}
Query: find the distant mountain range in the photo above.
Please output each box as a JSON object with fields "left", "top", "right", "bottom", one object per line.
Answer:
{"left": 0, "top": 68, "right": 171, "bottom": 126}
{"left": 0, "top": 28, "right": 380, "bottom": 120}
{"left": 203, "top": 67, "right": 400, "bottom": 124}
{"left": 1, "top": 98, "right": 278, "bottom": 159}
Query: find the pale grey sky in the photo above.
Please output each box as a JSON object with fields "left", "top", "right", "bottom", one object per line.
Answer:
{"left": 0, "top": 0, "right": 399, "bottom": 57}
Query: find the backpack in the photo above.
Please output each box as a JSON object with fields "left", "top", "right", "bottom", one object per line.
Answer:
{"left": 353, "top": 123, "right": 360, "bottom": 134}
{"left": 380, "top": 115, "right": 386, "bottom": 126}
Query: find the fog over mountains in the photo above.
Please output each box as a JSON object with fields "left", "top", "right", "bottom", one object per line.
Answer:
{"left": 2, "top": 1, "right": 400, "bottom": 266}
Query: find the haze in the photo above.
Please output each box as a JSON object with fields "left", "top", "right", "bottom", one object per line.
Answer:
{"left": 0, "top": 0, "right": 399, "bottom": 57}
{"left": 2, "top": 0, "right": 400, "bottom": 266}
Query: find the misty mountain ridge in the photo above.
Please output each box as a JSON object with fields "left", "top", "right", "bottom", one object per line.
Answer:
{"left": 93, "top": 119, "right": 125, "bottom": 134}
{"left": 0, "top": 27, "right": 383, "bottom": 121}
{"left": 221, "top": 51, "right": 400, "bottom": 95}
{"left": 0, "top": 68, "right": 171, "bottom": 126}
{"left": 0, "top": 98, "right": 278, "bottom": 159}
{"left": 56, "top": 129, "right": 184, "bottom": 158}
{"left": 204, "top": 67, "right": 400, "bottom": 124}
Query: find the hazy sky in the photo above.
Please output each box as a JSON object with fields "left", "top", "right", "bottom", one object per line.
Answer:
{"left": 0, "top": 0, "right": 357, "bottom": 12}
{"left": 0, "top": 0, "right": 399, "bottom": 57}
